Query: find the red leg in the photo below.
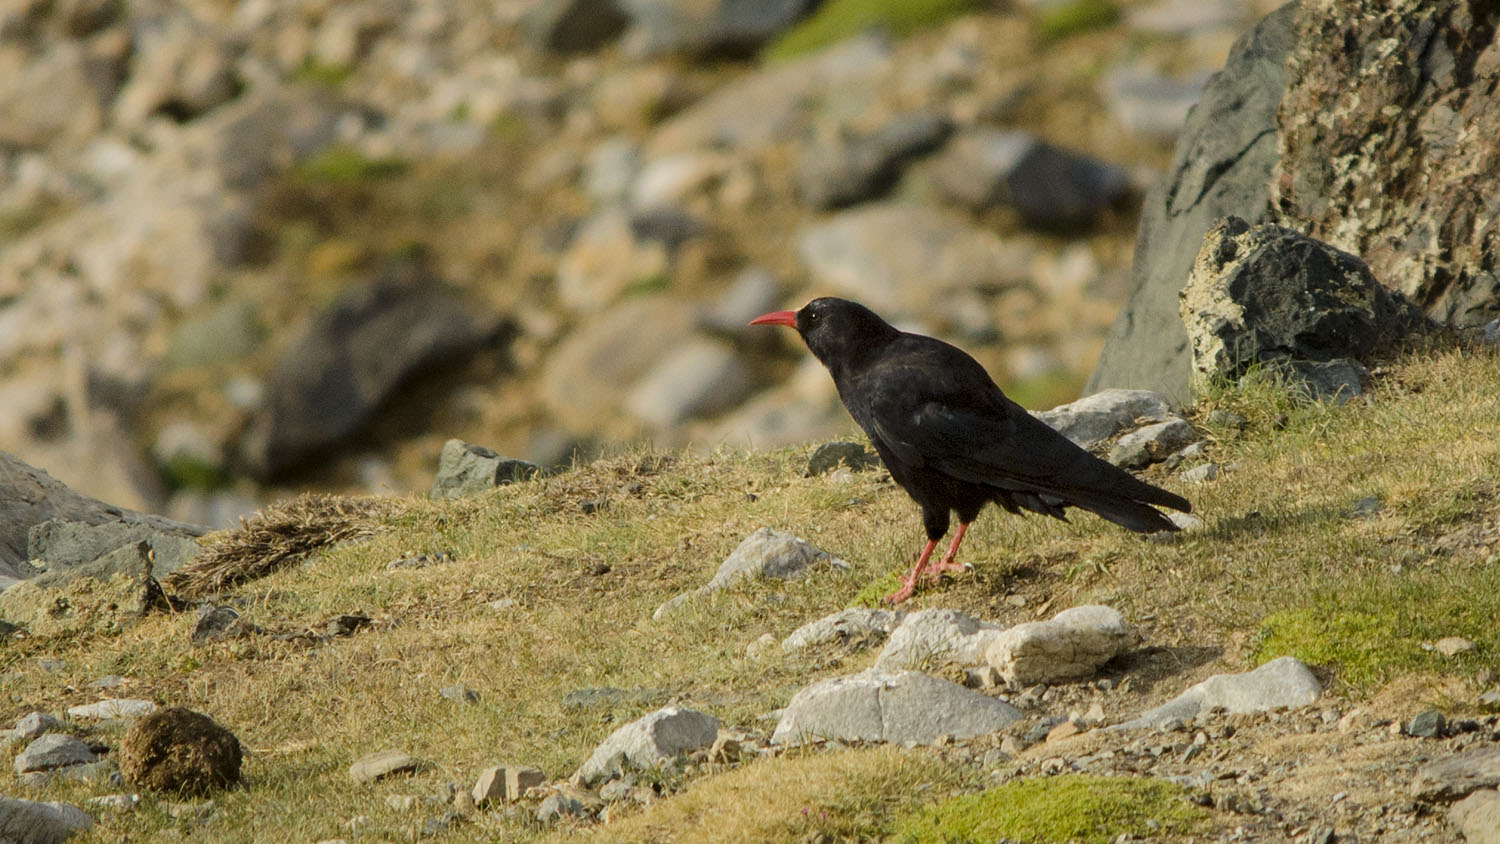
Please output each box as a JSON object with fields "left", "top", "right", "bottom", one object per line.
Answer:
{"left": 925, "top": 522, "right": 972, "bottom": 579}
{"left": 884, "top": 539, "right": 939, "bottom": 605}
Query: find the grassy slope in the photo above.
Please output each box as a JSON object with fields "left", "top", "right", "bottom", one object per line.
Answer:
{"left": 3, "top": 345, "right": 1499, "bottom": 842}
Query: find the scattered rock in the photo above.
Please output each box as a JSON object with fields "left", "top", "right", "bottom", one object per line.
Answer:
{"left": 14, "top": 734, "right": 97, "bottom": 774}
{"left": 1406, "top": 709, "right": 1446, "bottom": 739}
{"left": 191, "top": 605, "right": 258, "bottom": 644}
{"left": 1180, "top": 217, "right": 1429, "bottom": 388}
{"left": 472, "top": 765, "right": 545, "bottom": 807}
{"left": 1278, "top": 358, "right": 1368, "bottom": 404}
{"left": 439, "top": 685, "right": 480, "bottom": 704}
{"left": 526, "top": 0, "right": 629, "bottom": 52}
{"left": 985, "top": 606, "right": 1139, "bottom": 686}
{"left": 1107, "top": 417, "right": 1196, "bottom": 469}
{"left": 0, "top": 796, "right": 94, "bottom": 844}
{"left": 66, "top": 699, "right": 157, "bottom": 721}
{"left": 1033, "top": 389, "right": 1176, "bottom": 451}
{"left": 781, "top": 608, "right": 905, "bottom": 653}
{"left": 241, "top": 265, "right": 503, "bottom": 480}
{"left": 620, "top": 0, "right": 818, "bottom": 58}
{"left": 86, "top": 793, "right": 140, "bottom": 813}
{"left": 1113, "top": 656, "right": 1322, "bottom": 730}
{"left": 654, "top": 528, "right": 846, "bottom": 619}
{"left": 1207, "top": 410, "right": 1248, "bottom": 430}
{"left": 428, "top": 439, "right": 540, "bottom": 500}
{"left": 576, "top": 706, "right": 719, "bottom": 786}
{"left": 1434, "top": 637, "right": 1477, "bottom": 657}
{"left": 1413, "top": 747, "right": 1500, "bottom": 803}
{"left": 15, "top": 712, "right": 63, "bottom": 741}
{"left": 930, "top": 128, "right": 1130, "bottom": 228}
{"left": 772, "top": 669, "right": 1021, "bottom": 746}
{"left": 874, "top": 608, "right": 1005, "bottom": 671}
{"left": 1181, "top": 463, "right": 1219, "bottom": 483}
{"left": 119, "top": 708, "right": 242, "bottom": 796}
{"left": 536, "top": 792, "right": 590, "bottom": 823}
{"left": 1449, "top": 789, "right": 1500, "bottom": 844}
{"left": 349, "top": 749, "right": 420, "bottom": 784}
{"left": 804, "top": 441, "right": 880, "bottom": 476}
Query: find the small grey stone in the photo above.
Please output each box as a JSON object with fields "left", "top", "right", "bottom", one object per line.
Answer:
{"left": 1207, "top": 409, "right": 1248, "bottom": 430}
{"left": 1434, "top": 636, "right": 1476, "bottom": 657}
{"left": 562, "top": 687, "right": 627, "bottom": 711}
{"left": 1413, "top": 746, "right": 1500, "bottom": 802}
{"left": 1351, "top": 496, "right": 1383, "bottom": 518}
{"left": 15, "top": 712, "right": 63, "bottom": 741}
{"left": 655, "top": 529, "right": 846, "bottom": 619}
{"left": 429, "top": 439, "right": 540, "bottom": 501}
{"left": 87, "top": 793, "right": 141, "bottom": 812}
{"left": 1406, "top": 709, "right": 1445, "bottom": 739}
{"left": 349, "top": 749, "right": 419, "bottom": 783}
{"left": 577, "top": 706, "right": 719, "bottom": 785}
{"left": 875, "top": 609, "right": 1005, "bottom": 671}
{"left": 0, "top": 796, "right": 94, "bottom": 844}
{"left": 1108, "top": 417, "right": 1196, "bottom": 469}
{"left": 1482, "top": 319, "right": 1500, "bottom": 345}
{"left": 599, "top": 778, "right": 635, "bottom": 802}
{"left": 781, "top": 608, "right": 905, "bottom": 653}
{"left": 536, "top": 793, "right": 589, "bottom": 823}
{"left": 1282, "top": 358, "right": 1368, "bottom": 404}
{"left": 985, "top": 606, "right": 1139, "bottom": 685}
{"left": 88, "top": 675, "right": 127, "bottom": 690}
{"left": 1180, "top": 463, "right": 1220, "bottom": 483}
{"left": 805, "top": 442, "right": 880, "bottom": 476}
{"left": 15, "top": 733, "right": 97, "bottom": 774}
{"left": 421, "top": 810, "right": 462, "bottom": 837}
{"left": 192, "top": 605, "right": 255, "bottom": 643}
{"left": 1033, "top": 389, "right": 1176, "bottom": 451}
{"left": 930, "top": 128, "right": 1130, "bottom": 228}
{"left": 439, "top": 685, "right": 480, "bottom": 703}
{"left": 1449, "top": 789, "right": 1500, "bottom": 844}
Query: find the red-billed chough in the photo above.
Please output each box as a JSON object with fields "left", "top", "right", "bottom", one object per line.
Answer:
{"left": 751, "top": 297, "right": 1191, "bottom": 604}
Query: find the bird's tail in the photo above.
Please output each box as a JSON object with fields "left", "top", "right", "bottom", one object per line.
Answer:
{"left": 1063, "top": 487, "right": 1184, "bottom": 533}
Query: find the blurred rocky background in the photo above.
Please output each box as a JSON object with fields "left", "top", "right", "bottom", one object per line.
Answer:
{"left": 0, "top": 0, "right": 1367, "bottom": 523}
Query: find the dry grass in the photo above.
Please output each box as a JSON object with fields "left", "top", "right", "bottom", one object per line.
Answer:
{"left": 3, "top": 345, "right": 1499, "bottom": 842}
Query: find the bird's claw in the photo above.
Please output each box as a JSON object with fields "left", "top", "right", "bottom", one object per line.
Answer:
{"left": 883, "top": 575, "right": 920, "bottom": 605}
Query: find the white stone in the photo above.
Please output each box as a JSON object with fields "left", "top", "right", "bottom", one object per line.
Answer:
{"left": 985, "top": 605, "right": 1140, "bottom": 685}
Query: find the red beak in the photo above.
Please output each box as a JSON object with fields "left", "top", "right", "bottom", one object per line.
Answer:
{"left": 749, "top": 310, "right": 798, "bottom": 328}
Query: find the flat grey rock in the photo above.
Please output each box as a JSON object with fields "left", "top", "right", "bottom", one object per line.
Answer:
{"left": 577, "top": 706, "right": 719, "bottom": 785}
{"left": 536, "top": 793, "right": 590, "bottom": 823}
{"left": 772, "top": 668, "right": 1021, "bottom": 746}
{"left": 874, "top": 609, "right": 1004, "bottom": 671}
{"left": 27, "top": 519, "right": 203, "bottom": 588}
{"left": 66, "top": 699, "right": 157, "bottom": 721}
{"left": 1108, "top": 417, "right": 1196, "bottom": 469}
{"left": 1413, "top": 747, "right": 1500, "bottom": 803}
{"left": 1113, "top": 656, "right": 1321, "bottom": 730}
{"left": 985, "top": 605, "right": 1139, "bottom": 686}
{"left": 0, "top": 796, "right": 94, "bottom": 844}
{"left": 15, "top": 712, "right": 63, "bottom": 741}
{"left": 1033, "top": 389, "right": 1176, "bottom": 451}
{"left": 1449, "top": 789, "right": 1500, "bottom": 844}
{"left": 14, "top": 734, "right": 97, "bottom": 774}
{"left": 348, "top": 749, "right": 420, "bottom": 784}
{"left": 655, "top": 528, "right": 846, "bottom": 619}
{"left": 428, "top": 439, "right": 540, "bottom": 501}
{"left": 782, "top": 608, "right": 905, "bottom": 654}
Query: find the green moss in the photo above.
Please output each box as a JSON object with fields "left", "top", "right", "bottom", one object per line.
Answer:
{"left": 161, "top": 455, "right": 231, "bottom": 492}
{"left": 1006, "top": 369, "right": 1087, "bottom": 414}
{"left": 293, "top": 58, "right": 353, "bottom": 87}
{"left": 893, "top": 775, "right": 1209, "bottom": 844}
{"left": 1254, "top": 573, "right": 1499, "bottom": 690}
{"left": 851, "top": 570, "right": 903, "bottom": 608}
{"left": 294, "top": 146, "right": 408, "bottom": 185}
{"left": 764, "top": 0, "right": 978, "bottom": 60}
{"left": 1034, "top": 0, "right": 1121, "bottom": 43}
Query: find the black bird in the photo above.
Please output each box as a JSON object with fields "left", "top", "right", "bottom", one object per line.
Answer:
{"left": 751, "top": 297, "right": 1191, "bottom": 604}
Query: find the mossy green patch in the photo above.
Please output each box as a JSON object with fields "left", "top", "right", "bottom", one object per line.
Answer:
{"left": 293, "top": 146, "right": 408, "bottom": 185}
{"left": 1034, "top": 0, "right": 1121, "bottom": 43}
{"left": 764, "top": 0, "right": 978, "bottom": 60}
{"left": 893, "top": 774, "right": 1210, "bottom": 844}
{"left": 1254, "top": 572, "right": 1500, "bottom": 691}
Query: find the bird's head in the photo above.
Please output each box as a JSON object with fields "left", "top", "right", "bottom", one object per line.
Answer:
{"left": 750, "top": 297, "right": 900, "bottom": 372}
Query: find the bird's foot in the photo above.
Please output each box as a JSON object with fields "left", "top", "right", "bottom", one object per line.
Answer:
{"left": 883, "top": 573, "right": 921, "bottom": 605}
{"left": 924, "top": 558, "right": 972, "bottom": 578}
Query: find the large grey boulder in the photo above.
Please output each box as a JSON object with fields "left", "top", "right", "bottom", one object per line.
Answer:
{"left": 241, "top": 263, "right": 503, "bottom": 480}
{"left": 0, "top": 451, "right": 207, "bottom": 585}
{"left": 1180, "top": 217, "right": 1428, "bottom": 388}
{"left": 1086, "top": 2, "right": 1299, "bottom": 401}
{"left": 1112, "top": 656, "right": 1321, "bottom": 730}
{"left": 577, "top": 706, "right": 719, "bottom": 785}
{"left": 771, "top": 669, "right": 1022, "bottom": 746}
{"left": 26, "top": 519, "right": 202, "bottom": 589}
{"left": 1449, "top": 790, "right": 1500, "bottom": 844}
{"left": 0, "top": 797, "right": 94, "bottom": 844}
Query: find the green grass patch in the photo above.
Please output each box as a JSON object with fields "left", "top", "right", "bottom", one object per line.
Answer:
{"left": 1253, "top": 572, "right": 1500, "bottom": 691}
{"left": 293, "top": 146, "right": 408, "bottom": 185}
{"left": 1034, "top": 0, "right": 1120, "bottom": 43}
{"left": 893, "top": 774, "right": 1209, "bottom": 843}
{"left": 293, "top": 58, "right": 353, "bottom": 87}
{"left": 764, "top": 0, "right": 979, "bottom": 60}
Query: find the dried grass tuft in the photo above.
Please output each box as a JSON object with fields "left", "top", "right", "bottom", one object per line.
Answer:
{"left": 165, "top": 495, "right": 401, "bottom": 599}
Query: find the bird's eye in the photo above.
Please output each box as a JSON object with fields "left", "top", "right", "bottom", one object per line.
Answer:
{"left": 806, "top": 311, "right": 819, "bottom": 322}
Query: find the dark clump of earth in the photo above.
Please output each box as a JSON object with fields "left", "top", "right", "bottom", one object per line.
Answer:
{"left": 119, "top": 707, "right": 243, "bottom": 795}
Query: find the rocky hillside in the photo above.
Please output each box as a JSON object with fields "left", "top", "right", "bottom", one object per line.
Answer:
{"left": 0, "top": 0, "right": 1281, "bottom": 525}
{"left": 1, "top": 339, "right": 1499, "bottom": 843}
